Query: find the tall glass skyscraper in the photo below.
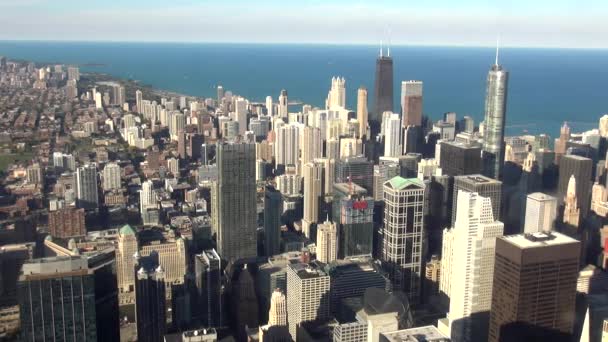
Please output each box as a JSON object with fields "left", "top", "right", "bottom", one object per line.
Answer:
{"left": 372, "top": 48, "right": 393, "bottom": 136}
{"left": 482, "top": 54, "right": 509, "bottom": 180}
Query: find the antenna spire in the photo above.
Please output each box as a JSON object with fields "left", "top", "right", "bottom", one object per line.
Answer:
{"left": 495, "top": 36, "right": 500, "bottom": 66}
{"left": 387, "top": 27, "right": 391, "bottom": 57}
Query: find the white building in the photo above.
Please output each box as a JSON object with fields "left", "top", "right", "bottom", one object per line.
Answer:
{"left": 438, "top": 191, "right": 504, "bottom": 342}
{"left": 102, "top": 162, "right": 121, "bottom": 191}
{"left": 316, "top": 219, "right": 338, "bottom": 263}
{"left": 524, "top": 192, "right": 557, "bottom": 233}
{"left": 384, "top": 113, "right": 402, "bottom": 157}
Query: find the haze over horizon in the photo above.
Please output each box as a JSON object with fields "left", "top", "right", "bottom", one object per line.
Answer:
{"left": 0, "top": 0, "right": 606, "bottom": 49}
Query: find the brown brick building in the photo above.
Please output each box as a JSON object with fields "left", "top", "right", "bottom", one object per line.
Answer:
{"left": 48, "top": 208, "right": 86, "bottom": 238}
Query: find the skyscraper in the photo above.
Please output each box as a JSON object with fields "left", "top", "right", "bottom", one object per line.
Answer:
{"left": 437, "top": 192, "right": 504, "bottom": 342}
{"left": 439, "top": 140, "right": 482, "bottom": 176}
{"left": 76, "top": 163, "right": 99, "bottom": 209}
{"left": 212, "top": 142, "right": 257, "bottom": 261}
{"left": 401, "top": 80, "right": 423, "bottom": 127}
{"left": 357, "top": 86, "right": 369, "bottom": 139}
{"left": 102, "top": 162, "right": 121, "bottom": 191}
{"left": 302, "top": 162, "right": 323, "bottom": 238}
{"left": 195, "top": 249, "right": 222, "bottom": 328}
{"left": 332, "top": 182, "right": 374, "bottom": 258}
{"left": 264, "top": 185, "right": 283, "bottom": 256}
{"left": 300, "top": 126, "right": 322, "bottom": 172}
{"left": 524, "top": 192, "right": 557, "bottom": 233}
{"left": 384, "top": 113, "right": 402, "bottom": 157}
{"left": 563, "top": 175, "right": 581, "bottom": 227}
{"left": 286, "top": 262, "right": 330, "bottom": 339}
{"left": 558, "top": 154, "right": 593, "bottom": 216}
{"left": 382, "top": 176, "right": 426, "bottom": 303}
{"left": 259, "top": 289, "right": 290, "bottom": 342}
{"left": 233, "top": 266, "right": 259, "bottom": 340}
{"left": 482, "top": 49, "right": 509, "bottom": 180}
{"left": 326, "top": 76, "right": 346, "bottom": 109}
{"left": 373, "top": 47, "right": 394, "bottom": 134}
{"left": 278, "top": 89, "right": 288, "bottom": 119}
{"left": 275, "top": 123, "right": 300, "bottom": 168}
{"left": 217, "top": 85, "right": 224, "bottom": 104}
{"left": 18, "top": 256, "right": 99, "bottom": 341}
{"left": 488, "top": 232, "right": 580, "bottom": 342}
{"left": 451, "top": 175, "right": 502, "bottom": 226}
{"left": 335, "top": 156, "right": 374, "bottom": 194}
{"left": 316, "top": 219, "right": 338, "bottom": 263}
{"left": 134, "top": 252, "right": 166, "bottom": 342}
{"left": 116, "top": 224, "right": 138, "bottom": 298}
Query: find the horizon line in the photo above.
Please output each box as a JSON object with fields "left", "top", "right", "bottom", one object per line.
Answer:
{"left": 0, "top": 39, "right": 606, "bottom": 51}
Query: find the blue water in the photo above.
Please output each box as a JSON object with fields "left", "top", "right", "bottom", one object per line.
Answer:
{"left": 0, "top": 41, "right": 607, "bottom": 137}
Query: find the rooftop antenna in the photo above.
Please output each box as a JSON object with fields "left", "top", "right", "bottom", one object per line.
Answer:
{"left": 495, "top": 36, "right": 500, "bottom": 66}
{"left": 387, "top": 27, "right": 392, "bottom": 57}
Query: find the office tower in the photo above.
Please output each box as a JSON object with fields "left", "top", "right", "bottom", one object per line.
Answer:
{"left": 235, "top": 97, "right": 248, "bottom": 135}
{"left": 139, "top": 231, "right": 187, "bottom": 294}
{"left": 233, "top": 266, "right": 259, "bottom": 339}
{"left": 66, "top": 66, "right": 80, "bottom": 81}
{"left": 302, "top": 162, "right": 323, "bottom": 238}
{"left": 259, "top": 289, "right": 290, "bottom": 342}
{"left": 558, "top": 154, "right": 593, "bottom": 216}
{"left": 134, "top": 252, "right": 166, "bottom": 342}
{"left": 326, "top": 257, "right": 390, "bottom": 316}
{"left": 437, "top": 192, "right": 504, "bottom": 342}
{"left": 316, "top": 219, "right": 338, "bottom": 263}
{"left": 357, "top": 87, "right": 369, "bottom": 139}
{"left": 195, "top": 250, "right": 222, "bottom": 328}
{"left": 332, "top": 182, "right": 374, "bottom": 258}
{"left": 524, "top": 192, "right": 557, "bottom": 233}
{"left": 188, "top": 133, "right": 205, "bottom": 159}
{"left": 381, "top": 177, "right": 426, "bottom": 303}
{"left": 48, "top": 207, "right": 86, "bottom": 238}
{"left": 300, "top": 126, "right": 322, "bottom": 171}
{"left": 18, "top": 256, "right": 99, "bottom": 341}
{"left": 451, "top": 174, "right": 502, "bottom": 226}
{"left": 384, "top": 113, "right": 402, "bottom": 157}
{"left": 95, "top": 91, "right": 103, "bottom": 109}
{"left": 170, "top": 112, "right": 186, "bottom": 141}
{"left": 264, "top": 185, "right": 283, "bottom": 256}
{"left": 116, "top": 224, "right": 138, "bottom": 297}
{"left": 177, "top": 131, "right": 187, "bottom": 159}
{"left": 340, "top": 136, "right": 364, "bottom": 159}
{"left": 275, "top": 123, "right": 300, "bottom": 168}
{"left": 373, "top": 162, "right": 401, "bottom": 201}
{"left": 326, "top": 76, "right": 346, "bottom": 109}
{"left": 278, "top": 89, "right": 288, "bottom": 118}
{"left": 554, "top": 122, "right": 571, "bottom": 164}
{"left": 216, "top": 85, "right": 225, "bottom": 104}
{"left": 481, "top": 50, "right": 509, "bottom": 180}
{"left": 212, "top": 142, "right": 257, "bottom": 261}
{"left": 462, "top": 116, "right": 475, "bottom": 133}
{"left": 26, "top": 163, "right": 43, "bottom": 184}
{"left": 373, "top": 47, "right": 394, "bottom": 130}
{"left": 140, "top": 179, "right": 156, "bottom": 213}
{"left": 488, "top": 232, "right": 580, "bottom": 342}
{"left": 425, "top": 255, "right": 441, "bottom": 298}
{"left": 335, "top": 156, "right": 374, "bottom": 194}
{"left": 401, "top": 80, "right": 423, "bottom": 127}
{"left": 102, "top": 162, "right": 121, "bottom": 191}
{"left": 439, "top": 140, "right": 482, "bottom": 176}
{"left": 76, "top": 163, "right": 99, "bottom": 209}
{"left": 266, "top": 95, "right": 273, "bottom": 115}
{"left": 286, "top": 262, "right": 330, "bottom": 339}
{"left": 88, "top": 249, "right": 121, "bottom": 342}
{"left": 563, "top": 175, "right": 581, "bottom": 227}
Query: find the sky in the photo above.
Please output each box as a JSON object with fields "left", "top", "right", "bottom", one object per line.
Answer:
{"left": 0, "top": 0, "right": 606, "bottom": 48}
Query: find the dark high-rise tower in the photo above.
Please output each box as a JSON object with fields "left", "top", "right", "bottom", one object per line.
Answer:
{"left": 195, "top": 249, "right": 222, "bottom": 328}
{"left": 372, "top": 46, "right": 393, "bottom": 136}
{"left": 482, "top": 46, "right": 509, "bottom": 180}
{"left": 134, "top": 252, "right": 166, "bottom": 342}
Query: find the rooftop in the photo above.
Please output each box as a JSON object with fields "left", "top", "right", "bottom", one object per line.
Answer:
{"left": 384, "top": 176, "right": 424, "bottom": 191}
{"left": 501, "top": 231, "right": 579, "bottom": 249}
{"left": 527, "top": 192, "right": 557, "bottom": 201}
{"left": 456, "top": 174, "right": 501, "bottom": 184}
{"left": 381, "top": 325, "right": 450, "bottom": 342}
{"left": 290, "top": 262, "right": 328, "bottom": 279}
